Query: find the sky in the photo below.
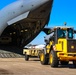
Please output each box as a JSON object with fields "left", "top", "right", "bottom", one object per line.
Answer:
{"left": 0, "top": 0, "right": 76, "bottom": 45}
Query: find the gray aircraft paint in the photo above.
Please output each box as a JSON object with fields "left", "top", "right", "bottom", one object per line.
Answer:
{"left": 0, "top": 0, "right": 49, "bottom": 35}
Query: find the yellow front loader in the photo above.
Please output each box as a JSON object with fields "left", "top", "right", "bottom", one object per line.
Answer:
{"left": 40, "top": 26, "right": 76, "bottom": 67}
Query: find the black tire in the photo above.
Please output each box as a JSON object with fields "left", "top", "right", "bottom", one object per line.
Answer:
{"left": 73, "top": 61, "right": 76, "bottom": 67}
{"left": 40, "top": 51, "right": 49, "bottom": 65}
{"left": 60, "top": 61, "right": 69, "bottom": 65}
{"left": 25, "top": 53, "right": 29, "bottom": 61}
{"left": 49, "top": 50, "right": 58, "bottom": 67}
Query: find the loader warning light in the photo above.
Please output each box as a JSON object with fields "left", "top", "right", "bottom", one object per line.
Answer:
{"left": 71, "top": 46, "right": 74, "bottom": 49}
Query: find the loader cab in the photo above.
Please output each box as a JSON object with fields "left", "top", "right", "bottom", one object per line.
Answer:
{"left": 54, "top": 27, "right": 74, "bottom": 43}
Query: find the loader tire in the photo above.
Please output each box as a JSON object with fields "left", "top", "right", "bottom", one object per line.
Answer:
{"left": 40, "top": 51, "right": 48, "bottom": 65}
{"left": 49, "top": 50, "right": 58, "bottom": 67}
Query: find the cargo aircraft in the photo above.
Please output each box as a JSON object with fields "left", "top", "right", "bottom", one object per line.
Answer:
{"left": 0, "top": 0, "right": 53, "bottom": 55}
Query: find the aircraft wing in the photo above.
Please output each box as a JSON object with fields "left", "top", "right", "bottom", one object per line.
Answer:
{"left": 7, "top": 11, "right": 30, "bottom": 25}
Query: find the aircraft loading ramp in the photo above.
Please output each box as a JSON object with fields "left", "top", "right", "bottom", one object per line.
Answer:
{"left": 0, "top": 46, "right": 24, "bottom": 58}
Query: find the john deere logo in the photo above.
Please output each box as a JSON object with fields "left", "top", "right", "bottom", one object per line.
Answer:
{"left": 71, "top": 46, "right": 74, "bottom": 49}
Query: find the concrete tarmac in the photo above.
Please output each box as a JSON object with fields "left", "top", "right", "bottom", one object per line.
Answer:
{"left": 0, "top": 58, "right": 76, "bottom": 75}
